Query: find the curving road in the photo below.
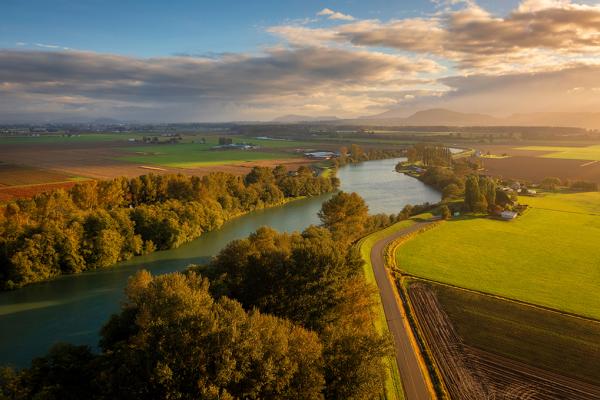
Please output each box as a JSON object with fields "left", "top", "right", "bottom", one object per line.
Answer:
{"left": 370, "top": 222, "right": 433, "bottom": 400}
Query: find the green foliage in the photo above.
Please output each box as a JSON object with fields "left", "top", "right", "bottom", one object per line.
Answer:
{"left": 406, "top": 144, "right": 453, "bottom": 167}
{"left": 464, "top": 175, "right": 496, "bottom": 212}
{"left": 0, "top": 167, "right": 338, "bottom": 289}
{"left": 318, "top": 192, "right": 369, "bottom": 243}
{"left": 3, "top": 272, "right": 326, "bottom": 400}
{"left": 200, "top": 221, "right": 393, "bottom": 399}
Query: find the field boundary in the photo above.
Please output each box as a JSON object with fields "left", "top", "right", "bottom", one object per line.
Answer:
{"left": 384, "top": 222, "right": 448, "bottom": 400}
{"left": 357, "top": 226, "right": 408, "bottom": 400}
{"left": 391, "top": 212, "right": 600, "bottom": 324}
{"left": 402, "top": 274, "right": 600, "bottom": 325}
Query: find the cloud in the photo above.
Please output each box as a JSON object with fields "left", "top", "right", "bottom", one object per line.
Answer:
{"left": 0, "top": 48, "right": 440, "bottom": 121}
{"left": 276, "top": 1, "right": 600, "bottom": 74}
{"left": 4, "top": 0, "right": 600, "bottom": 122}
{"left": 317, "top": 8, "right": 355, "bottom": 21}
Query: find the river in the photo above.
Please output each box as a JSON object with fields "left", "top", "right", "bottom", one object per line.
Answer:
{"left": 0, "top": 158, "right": 440, "bottom": 367}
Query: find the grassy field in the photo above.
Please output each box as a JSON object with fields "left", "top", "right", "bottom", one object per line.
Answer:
{"left": 517, "top": 145, "right": 600, "bottom": 161}
{"left": 118, "top": 136, "right": 317, "bottom": 168}
{"left": 430, "top": 281, "right": 600, "bottom": 385}
{"left": 0, "top": 133, "right": 149, "bottom": 144}
{"left": 359, "top": 220, "right": 419, "bottom": 400}
{"left": 396, "top": 192, "right": 600, "bottom": 319}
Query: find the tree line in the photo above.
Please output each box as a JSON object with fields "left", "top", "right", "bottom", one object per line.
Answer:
{"left": 1, "top": 192, "right": 399, "bottom": 399}
{"left": 335, "top": 144, "right": 405, "bottom": 167}
{"left": 406, "top": 144, "right": 453, "bottom": 167}
{"left": 0, "top": 166, "right": 338, "bottom": 289}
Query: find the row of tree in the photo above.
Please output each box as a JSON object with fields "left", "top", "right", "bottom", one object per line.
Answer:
{"left": 0, "top": 166, "right": 338, "bottom": 289}
{"left": 335, "top": 144, "right": 405, "bottom": 167}
{"left": 1, "top": 192, "right": 397, "bottom": 399}
{"left": 406, "top": 144, "right": 454, "bottom": 167}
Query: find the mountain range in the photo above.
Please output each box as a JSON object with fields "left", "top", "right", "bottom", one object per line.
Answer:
{"left": 276, "top": 109, "right": 600, "bottom": 129}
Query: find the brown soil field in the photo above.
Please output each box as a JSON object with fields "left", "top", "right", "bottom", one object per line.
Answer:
{"left": 0, "top": 140, "right": 313, "bottom": 181}
{"left": 0, "top": 181, "right": 80, "bottom": 202}
{"left": 407, "top": 282, "right": 600, "bottom": 400}
{"left": 482, "top": 156, "right": 600, "bottom": 183}
{"left": 0, "top": 140, "right": 314, "bottom": 201}
{"left": 0, "top": 163, "right": 74, "bottom": 186}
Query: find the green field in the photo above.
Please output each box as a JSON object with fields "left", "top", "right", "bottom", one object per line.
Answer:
{"left": 396, "top": 192, "right": 600, "bottom": 319}
{"left": 518, "top": 145, "right": 600, "bottom": 161}
{"left": 0, "top": 133, "right": 148, "bottom": 144}
{"left": 117, "top": 136, "right": 320, "bottom": 168}
{"left": 429, "top": 281, "right": 600, "bottom": 385}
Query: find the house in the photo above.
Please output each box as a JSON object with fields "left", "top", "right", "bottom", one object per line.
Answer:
{"left": 500, "top": 210, "right": 518, "bottom": 220}
{"left": 304, "top": 151, "right": 336, "bottom": 160}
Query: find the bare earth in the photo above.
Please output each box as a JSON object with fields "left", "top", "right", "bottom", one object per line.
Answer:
{"left": 482, "top": 156, "right": 600, "bottom": 183}
{"left": 408, "top": 283, "right": 600, "bottom": 400}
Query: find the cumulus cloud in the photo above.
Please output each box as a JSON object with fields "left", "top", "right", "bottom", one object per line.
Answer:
{"left": 317, "top": 8, "right": 355, "bottom": 21}
{"left": 0, "top": 47, "right": 440, "bottom": 121}
{"left": 274, "top": 1, "right": 600, "bottom": 74}
{"left": 4, "top": 0, "right": 600, "bottom": 122}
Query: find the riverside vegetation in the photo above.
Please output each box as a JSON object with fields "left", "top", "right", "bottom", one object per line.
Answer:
{"left": 1, "top": 191, "right": 409, "bottom": 400}
{"left": 0, "top": 165, "right": 338, "bottom": 289}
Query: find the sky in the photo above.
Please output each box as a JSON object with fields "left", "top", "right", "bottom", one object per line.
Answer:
{"left": 1, "top": 0, "right": 600, "bottom": 122}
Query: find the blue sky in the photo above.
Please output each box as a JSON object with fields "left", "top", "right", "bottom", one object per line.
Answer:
{"left": 1, "top": 0, "right": 599, "bottom": 122}
{"left": 1, "top": 0, "right": 519, "bottom": 57}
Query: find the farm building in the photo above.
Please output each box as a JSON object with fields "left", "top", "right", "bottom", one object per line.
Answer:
{"left": 304, "top": 151, "right": 336, "bottom": 160}
{"left": 500, "top": 210, "right": 518, "bottom": 220}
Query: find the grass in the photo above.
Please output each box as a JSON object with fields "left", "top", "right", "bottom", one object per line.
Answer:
{"left": 429, "top": 281, "right": 600, "bottom": 385}
{"left": 0, "top": 133, "right": 147, "bottom": 144}
{"left": 359, "top": 219, "right": 422, "bottom": 400}
{"left": 117, "top": 135, "right": 321, "bottom": 168}
{"left": 396, "top": 192, "right": 600, "bottom": 319}
{"left": 119, "top": 143, "right": 299, "bottom": 168}
{"left": 517, "top": 145, "right": 600, "bottom": 161}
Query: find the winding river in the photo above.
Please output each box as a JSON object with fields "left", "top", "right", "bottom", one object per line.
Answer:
{"left": 0, "top": 158, "right": 440, "bottom": 367}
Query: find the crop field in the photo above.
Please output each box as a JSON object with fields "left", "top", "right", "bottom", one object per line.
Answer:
{"left": 0, "top": 163, "right": 77, "bottom": 186}
{"left": 396, "top": 192, "right": 600, "bottom": 319}
{"left": 483, "top": 155, "right": 600, "bottom": 183}
{"left": 517, "top": 145, "right": 600, "bottom": 161}
{"left": 431, "top": 281, "right": 600, "bottom": 385}
{"left": 407, "top": 281, "right": 600, "bottom": 399}
{"left": 119, "top": 144, "right": 300, "bottom": 168}
{"left": 0, "top": 133, "right": 148, "bottom": 145}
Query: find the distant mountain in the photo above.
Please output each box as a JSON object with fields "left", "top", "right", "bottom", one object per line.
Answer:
{"left": 351, "top": 108, "right": 600, "bottom": 129}
{"left": 400, "top": 109, "right": 499, "bottom": 126}
{"left": 272, "top": 114, "right": 339, "bottom": 123}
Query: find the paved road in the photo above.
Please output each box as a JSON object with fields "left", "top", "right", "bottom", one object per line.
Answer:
{"left": 370, "top": 222, "right": 433, "bottom": 400}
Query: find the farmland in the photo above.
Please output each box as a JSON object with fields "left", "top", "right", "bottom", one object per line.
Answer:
{"left": 432, "top": 281, "right": 600, "bottom": 385}
{"left": 396, "top": 192, "right": 600, "bottom": 319}
{"left": 0, "top": 133, "right": 318, "bottom": 184}
{"left": 119, "top": 143, "right": 300, "bottom": 168}
{"left": 517, "top": 144, "right": 600, "bottom": 161}
{"left": 0, "top": 163, "right": 85, "bottom": 201}
{"left": 406, "top": 281, "right": 600, "bottom": 399}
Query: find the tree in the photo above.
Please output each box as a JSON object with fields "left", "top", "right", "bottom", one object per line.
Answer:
{"left": 318, "top": 192, "right": 369, "bottom": 243}
{"left": 440, "top": 205, "right": 451, "bottom": 220}
{"left": 541, "top": 177, "right": 562, "bottom": 191}
{"left": 464, "top": 175, "right": 480, "bottom": 212}
{"left": 98, "top": 271, "right": 325, "bottom": 400}
{"left": 442, "top": 183, "right": 461, "bottom": 199}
